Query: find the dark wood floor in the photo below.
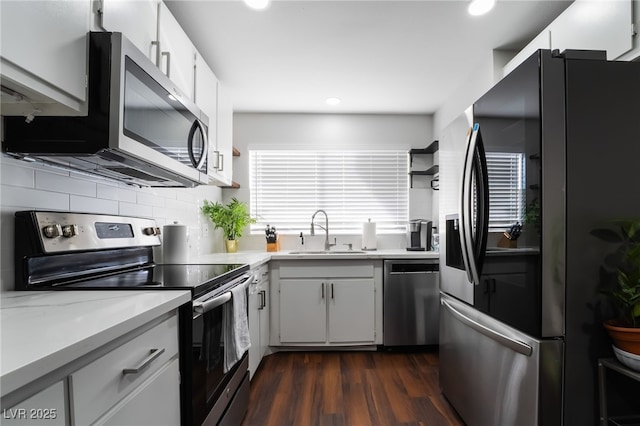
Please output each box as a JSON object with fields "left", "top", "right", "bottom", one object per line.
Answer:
{"left": 241, "top": 350, "right": 465, "bottom": 426}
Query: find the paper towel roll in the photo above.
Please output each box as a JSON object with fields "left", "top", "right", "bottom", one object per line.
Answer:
{"left": 362, "top": 219, "right": 377, "bottom": 251}
{"left": 163, "top": 222, "right": 188, "bottom": 263}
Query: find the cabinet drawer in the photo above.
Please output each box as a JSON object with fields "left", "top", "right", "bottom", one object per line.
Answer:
{"left": 70, "top": 315, "right": 179, "bottom": 425}
{"left": 100, "top": 359, "right": 181, "bottom": 426}
{"left": 279, "top": 261, "right": 374, "bottom": 278}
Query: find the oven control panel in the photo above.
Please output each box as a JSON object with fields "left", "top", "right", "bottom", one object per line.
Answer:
{"left": 28, "top": 211, "right": 162, "bottom": 253}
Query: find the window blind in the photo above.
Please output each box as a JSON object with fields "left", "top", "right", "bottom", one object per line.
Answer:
{"left": 486, "top": 152, "right": 525, "bottom": 232}
{"left": 249, "top": 150, "right": 409, "bottom": 234}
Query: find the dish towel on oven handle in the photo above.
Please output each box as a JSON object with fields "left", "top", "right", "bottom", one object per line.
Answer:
{"left": 223, "top": 283, "right": 251, "bottom": 373}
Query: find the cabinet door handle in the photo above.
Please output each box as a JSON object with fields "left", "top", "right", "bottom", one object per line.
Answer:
{"left": 321, "top": 282, "right": 325, "bottom": 299}
{"left": 151, "top": 40, "right": 161, "bottom": 66}
{"left": 122, "top": 348, "right": 165, "bottom": 375}
{"left": 331, "top": 283, "right": 334, "bottom": 299}
{"left": 491, "top": 278, "right": 496, "bottom": 293}
{"left": 259, "top": 290, "right": 266, "bottom": 309}
{"left": 161, "top": 51, "right": 171, "bottom": 78}
{"left": 218, "top": 153, "right": 224, "bottom": 172}
{"left": 483, "top": 279, "right": 490, "bottom": 294}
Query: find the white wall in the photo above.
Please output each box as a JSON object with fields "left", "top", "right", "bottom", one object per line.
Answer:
{"left": 227, "top": 113, "right": 435, "bottom": 251}
{"left": 0, "top": 155, "right": 222, "bottom": 293}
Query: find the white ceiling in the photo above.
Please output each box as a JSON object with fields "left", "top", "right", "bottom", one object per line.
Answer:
{"left": 165, "top": 0, "right": 572, "bottom": 114}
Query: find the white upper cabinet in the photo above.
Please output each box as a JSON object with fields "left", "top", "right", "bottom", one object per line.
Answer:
{"left": 214, "top": 83, "right": 234, "bottom": 186}
{"left": 100, "top": 0, "right": 159, "bottom": 63}
{"left": 0, "top": 0, "right": 90, "bottom": 115}
{"left": 157, "top": 1, "right": 195, "bottom": 100}
{"left": 504, "top": 0, "right": 634, "bottom": 76}
{"left": 550, "top": 0, "right": 633, "bottom": 60}
{"left": 100, "top": 0, "right": 195, "bottom": 100}
{"left": 194, "top": 51, "right": 229, "bottom": 185}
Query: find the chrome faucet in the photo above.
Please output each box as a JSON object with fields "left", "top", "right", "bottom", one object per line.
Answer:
{"left": 310, "top": 209, "right": 334, "bottom": 251}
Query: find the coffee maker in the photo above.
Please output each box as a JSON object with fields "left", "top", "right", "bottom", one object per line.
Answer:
{"left": 406, "top": 219, "right": 433, "bottom": 251}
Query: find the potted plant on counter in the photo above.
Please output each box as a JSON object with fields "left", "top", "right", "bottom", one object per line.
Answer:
{"left": 591, "top": 219, "right": 640, "bottom": 368}
{"left": 202, "top": 198, "right": 256, "bottom": 253}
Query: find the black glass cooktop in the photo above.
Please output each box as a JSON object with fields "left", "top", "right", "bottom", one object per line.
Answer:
{"left": 62, "top": 263, "right": 249, "bottom": 297}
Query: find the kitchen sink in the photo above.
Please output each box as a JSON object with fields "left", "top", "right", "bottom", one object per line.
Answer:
{"left": 288, "top": 250, "right": 366, "bottom": 254}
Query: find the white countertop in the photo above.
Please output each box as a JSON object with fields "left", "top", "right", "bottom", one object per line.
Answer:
{"left": 0, "top": 290, "right": 191, "bottom": 396}
{"left": 192, "top": 249, "right": 439, "bottom": 267}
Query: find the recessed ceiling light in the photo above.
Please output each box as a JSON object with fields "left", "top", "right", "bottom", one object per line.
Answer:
{"left": 325, "top": 97, "right": 342, "bottom": 106}
{"left": 468, "top": 0, "right": 495, "bottom": 16}
{"left": 243, "top": 0, "right": 270, "bottom": 10}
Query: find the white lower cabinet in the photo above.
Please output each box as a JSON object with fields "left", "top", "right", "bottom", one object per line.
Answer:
{"left": 2, "top": 381, "right": 66, "bottom": 426}
{"left": 280, "top": 280, "right": 327, "bottom": 343}
{"left": 0, "top": 0, "right": 90, "bottom": 115}
{"left": 249, "top": 263, "right": 270, "bottom": 379}
{"left": 272, "top": 260, "right": 380, "bottom": 346}
{"left": 328, "top": 279, "right": 375, "bottom": 343}
{"left": 1, "top": 312, "right": 181, "bottom": 426}
{"left": 71, "top": 314, "right": 180, "bottom": 425}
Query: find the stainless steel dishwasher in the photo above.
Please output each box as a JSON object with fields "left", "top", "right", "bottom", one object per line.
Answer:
{"left": 383, "top": 259, "right": 440, "bottom": 346}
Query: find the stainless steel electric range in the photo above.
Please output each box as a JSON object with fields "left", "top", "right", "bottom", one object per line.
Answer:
{"left": 14, "top": 210, "right": 252, "bottom": 426}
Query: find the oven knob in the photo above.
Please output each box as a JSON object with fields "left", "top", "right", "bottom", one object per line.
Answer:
{"left": 143, "top": 227, "right": 161, "bottom": 236}
{"left": 42, "top": 224, "right": 63, "bottom": 238}
{"left": 62, "top": 224, "right": 79, "bottom": 238}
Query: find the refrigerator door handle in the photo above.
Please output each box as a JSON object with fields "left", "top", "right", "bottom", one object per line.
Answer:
{"left": 460, "top": 126, "right": 480, "bottom": 285}
{"left": 441, "top": 298, "right": 533, "bottom": 357}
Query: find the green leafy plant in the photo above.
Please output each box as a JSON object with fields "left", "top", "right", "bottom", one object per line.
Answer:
{"left": 201, "top": 198, "right": 256, "bottom": 241}
{"left": 591, "top": 219, "right": 640, "bottom": 327}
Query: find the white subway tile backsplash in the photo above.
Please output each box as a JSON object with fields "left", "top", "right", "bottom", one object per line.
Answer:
{"left": 153, "top": 187, "right": 178, "bottom": 200}
{"left": 70, "top": 195, "right": 118, "bottom": 214}
{"left": 36, "top": 170, "right": 97, "bottom": 197}
{"left": 96, "top": 183, "right": 119, "bottom": 200}
{"left": 137, "top": 190, "right": 165, "bottom": 207}
{"left": 2, "top": 186, "right": 70, "bottom": 210}
{"left": 117, "top": 188, "right": 138, "bottom": 203}
{"left": 1, "top": 160, "right": 35, "bottom": 188}
{"left": 119, "top": 202, "right": 153, "bottom": 218}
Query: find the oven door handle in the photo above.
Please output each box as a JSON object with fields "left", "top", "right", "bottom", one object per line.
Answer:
{"left": 192, "top": 273, "right": 254, "bottom": 316}
{"left": 193, "top": 292, "right": 232, "bottom": 316}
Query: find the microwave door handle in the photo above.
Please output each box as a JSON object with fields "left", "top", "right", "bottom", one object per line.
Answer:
{"left": 459, "top": 127, "right": 476, "bottom": 285}
{"left": 188, "top": 120, "right": 208, "bottom": 170}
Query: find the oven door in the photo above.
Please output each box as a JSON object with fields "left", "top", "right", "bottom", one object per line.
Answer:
{"left": 190, "top": 274, "right": 252, "bottom": 426}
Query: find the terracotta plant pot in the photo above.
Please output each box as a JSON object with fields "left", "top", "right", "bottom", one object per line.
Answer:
{"left": 604, "top": 320, "right": 640, "bottom": 355}
{"left": 225, "top": 239, "right": 238, "bottom": 253}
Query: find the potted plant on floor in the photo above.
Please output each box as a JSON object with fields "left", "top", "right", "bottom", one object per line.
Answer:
{"left": 591, "top": 219, "right": 640, "bottom": 360}
{"left": 202, "top": 198, "right": 256, "bottom": 253}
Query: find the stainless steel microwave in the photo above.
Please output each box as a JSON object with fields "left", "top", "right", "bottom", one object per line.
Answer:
{"left": 3, "top": 32, "right": 209, "bottom": 187}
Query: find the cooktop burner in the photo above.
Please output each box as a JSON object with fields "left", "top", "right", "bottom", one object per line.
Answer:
{"left": 57, "top": 264, "right": 249, "bottom": 297}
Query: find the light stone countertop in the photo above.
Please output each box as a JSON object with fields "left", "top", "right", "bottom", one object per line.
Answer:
{"left": 0, "top": 290, "right": 191, "bottom": 396}
{"left": 192, "top": 249, "right": 439, "bottom": 268}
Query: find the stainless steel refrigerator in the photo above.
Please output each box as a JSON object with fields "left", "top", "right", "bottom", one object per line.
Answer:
{"left": 438, "top": 49, "right": 640, "bottom": 425}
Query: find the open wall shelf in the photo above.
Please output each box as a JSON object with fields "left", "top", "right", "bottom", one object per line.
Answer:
{"left": 409, "top": 140, "right": 439, "bottom": 188}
